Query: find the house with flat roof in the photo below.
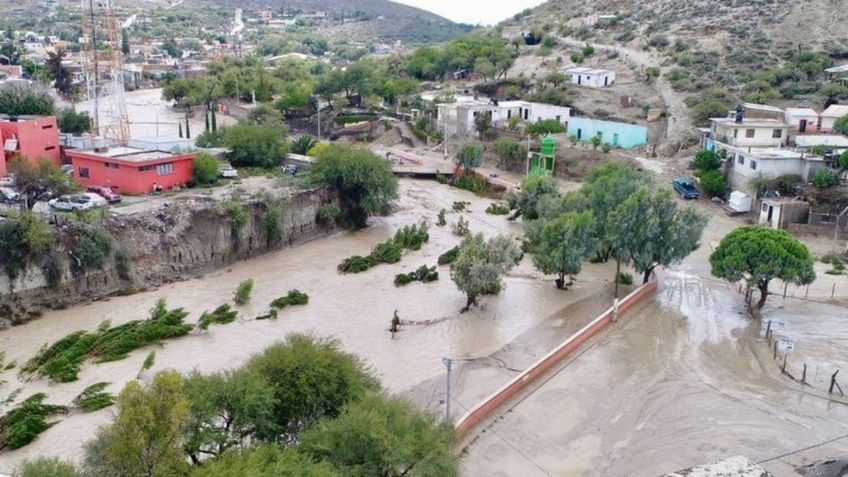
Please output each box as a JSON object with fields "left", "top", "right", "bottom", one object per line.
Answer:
{"left": 436, "top": 99, "right": 570, "bottom": 140}
{"left": 567, "top": 116, "right": 648, "bottom": 148}
{"left": 740, "top": 103, "right": 784, "bottom": 121}
{"left": 565, "top": 67, "right": 615, "bottom": 88}
{"left": 784, "top": 108, "right": 819, "bottom": 133}
{"left": 66, "top": 146, "right": 196, "bottom": 194}
{"left": 704, "top": 116, "right": 790, "bottom": 148}
{"left": 0, "top": 115, "right": 61, "bottom": 176}
{"left": 724, "top": 147, "right": 827, "bottom": 194}
{"left": 794, "top": 134, "right": 848, "bottom": 152}
{"left": 820, "top": 104, "right": 848, "bottom": 132}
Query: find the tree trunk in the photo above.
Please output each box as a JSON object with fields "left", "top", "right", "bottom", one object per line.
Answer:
{"left": 757, "top": 282, "right": 769, "bottom": 309}
{"left": 461, "top": 294, "right": 477, "bottom": 313}
{"left": 642, "top": 266, "right": 654, "bottom": 284}
{"left": 555, "top": 273, "right": 565, "bottom": 289}
{"left": 614, "top": 257, "right": 621, "bottom": 299}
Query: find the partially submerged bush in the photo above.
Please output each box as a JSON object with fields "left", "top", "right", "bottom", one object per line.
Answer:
{"left": 485, "top": 203, "right": 510, "bottom": 215}
{"left": 339, "top": 222, "right": 430, "bottom": 273}
{"left": 72, "top": 382, "right": 115, "bottom": 412}
{"left": 370, "top": 240, "right": 403, "bottom": 264}
{"left": 438, "top": 246, "right": 460, "bottom": 265}
{"left": 393, "top": 221, "right": 429, "bottom": 250}
{"left": 234, "top": 279, "right": 254, "bottom": 305}
{"left": 338, "top": 255, "right": 376, "bottom": 274}
{"left": 394, "top": 265, "right": 439, "bottom": 287}
{"left": 198, "top": 304, "right": 239, "bottom": 330}
{"left": 452, "top": 217, "right": 470, "bottom": 237}
{"left": 0, "top": 393, "right": 67, "bottom": 450}
{"left": 270, "top": 289, "right": 310, "bottom": 309}
{"left": 437, "top": 209, "right": 447, "bottom": 226}
{"left": 615, "top": 272, "right": 633, "bottom": 286}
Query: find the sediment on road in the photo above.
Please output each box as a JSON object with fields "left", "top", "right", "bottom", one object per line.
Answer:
{"left": 0, "top": 188, "right": 335, "bottom": 326}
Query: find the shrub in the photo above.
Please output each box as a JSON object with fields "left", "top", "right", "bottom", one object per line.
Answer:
{"left": 318, "top": 201, "right": 341, "bottom": 227}
{"left": 437, "top": 209, "right": 447, "bottom": 226}
{"left": 114, "top": 246, "right": 132, "bottom": 281}
{"left": 192, "top": 153, "right": 219, "bottom": 186}
{"left": 615, "top": 272, "right": 633, "bottom": 285}
{"left": 262, "top": 205, "right": 284, "bottom": 245}
{"left": 452, "top": 216, "right": 470, "bottom": 236}
{"left": 693, "top": 149, "right": 721, "bottom": 171}
{"left": 72, "top": 382, "right": 115, "bottom": 412}
{"left": 198, "top": 304, "right": 239, "bottom": 330}
{"left": 453, "top": 174, "right": 485, "bottom": 192}
{"left": 493, "top": 139, "right": 525, "bottom": 170}
{"left": 0, "top": 393, "right": 67, "bottom": 450}
{"left": 394, "top": 265, "right": 439, "bottom": 287}
{"left": 700, "top": 169, "right": 727, "bottom": 197}
{"left": 57, "top": 108, "right": 91, "bottom": 135}
{"left": 270, "top": 289, "right": 310, "bottom": 309}
{"left": 338, "top": 255, "right": 376, "bottom": 274}
{"left": 570, "top": 51, "right": 585, "bottom": 64}
{"left": 438, "top": 246, "right": 460, "bottom": 265}
{"left": 393, "top": 221, "right": 429, "bottom": 250}
{"left": 0, "top": 213, "right": 54, "bottom": 280}
{"left": 452, "top": 201, "right": 470, "bottom": 212}
{"left": 13, "top": 457, "right": 79, "bottom": 477}
{"left": 527, "top": 119, "right": 566, "bottom": 137}
{"left": 291, "top": 135, "right": 318, "bottom": 155}
{"left": 812, "top": 168, "right": 839, "bottom": 189}
{"left": 227, "top": 201, "right": 249, "bottom": 238}
{"left": 70, "top": 225, "right": 113, "bottom": 276}
{"left": 234, "top": 279, "right": 254, "bottom": 305}
{"left": 486, "top": 202, "right": 510, "bottom": 215}
{"left": 370, "top": 240, "right": 403, "bottom": 264}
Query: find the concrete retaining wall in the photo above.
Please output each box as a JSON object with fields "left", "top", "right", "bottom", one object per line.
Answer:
{"left": 454, "top": 277, "right": 658, "bottom": 439}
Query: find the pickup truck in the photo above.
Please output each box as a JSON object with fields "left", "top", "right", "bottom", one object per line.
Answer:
{"left": 672, "top": 177, "right": 700, "bottom": 199}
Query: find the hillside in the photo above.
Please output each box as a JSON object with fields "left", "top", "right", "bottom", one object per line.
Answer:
{"left": 189, "top": 0, "right": 472, "bottom": 44}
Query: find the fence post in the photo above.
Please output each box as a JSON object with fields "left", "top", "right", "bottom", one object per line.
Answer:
{"left": 832, "top": 283, "right": 836, "bottom": 300}
{"left": 783, "top": 282, "right": 788, "bottom": 298}
{"left": 773, "top": 341, "right": 778, "bottom": 360}
{"left": 766, "top": 320, "right": 772, "bottom": 344}
{"left": 782, "top": 352, "right": 788, "bottom": 374}
{"left": 802, "top": 363, "right": 807, "bottom": 385}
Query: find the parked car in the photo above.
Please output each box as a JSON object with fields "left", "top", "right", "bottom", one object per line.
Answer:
{"left": 61, "top": 164, "right": 74, "bottom": 175}
{"left": 49, "top": 193, "right": 108, "bottom": 211}
{"left": 282, "top": 164, "right": 298, "bottom": 176}
{"left": 220, "top": 164, "right": 239, "bottom": 178}
{"left": 87, "top": 186, "right": 122, "bottom": 203}
{"left": 672, "top": 177, "right": 700, "bottom": 200}
{"left": 0, "top": 187, "right": 20, "bottom": 204}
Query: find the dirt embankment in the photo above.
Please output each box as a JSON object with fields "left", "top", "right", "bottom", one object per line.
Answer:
{"left": 0, "top": 189, "right": 335, "bottom": 326}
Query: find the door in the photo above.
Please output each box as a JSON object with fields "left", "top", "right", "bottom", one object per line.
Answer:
{"left": 577, "top": 128, "right": 582, "bottom": 140}
{"left": 767, "top": 205, "right": 773, "bottom": 223}
{"left": 604, "top": 76, "right": 609, "bottom": 86}
{"left": 799, "top": 119, "right": 807, "bottom": 133}
{"left": 577, "top": 76, "right": 582, "bottom": 85}
{"left": 613, "top": 133, "right": 619, "bottom": 146}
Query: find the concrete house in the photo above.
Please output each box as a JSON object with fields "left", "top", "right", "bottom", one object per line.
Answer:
{"left": 741, "top": 103, "right": 784, "bottom": 121}
{"left": 492, "top": 101, "right": 570, "bottom": 125}
{"left": 725, "top": 147, "right": 827, "bottom": 194}
{"left": 565, "top": 67, "right": 616, "bottom": 88}
{"left": 820, "top": 104, "right": 848, "bottom": 132}
{"left": 705, "top": 117, "right": 790, "bottom": 148}
{"left": 566, "top": 116, "right": 648, "bottom": 148}
{"left": 784, "top": 108, "right": 819, "bottom": 134}
{"left": 437, "top": 99, "right": 570, "bottom": 140}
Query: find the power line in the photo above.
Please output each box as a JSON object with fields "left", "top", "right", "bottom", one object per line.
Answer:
{"left": 757, "top": 432, "right": 848, "bottom": 464}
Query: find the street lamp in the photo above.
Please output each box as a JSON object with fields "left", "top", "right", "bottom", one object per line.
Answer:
{"left": 442, "top": 357, "right": 453, "bottom": 421}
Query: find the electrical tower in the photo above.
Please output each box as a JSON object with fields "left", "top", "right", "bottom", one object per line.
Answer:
{"left": 80, "top": 0, "right": 130, "bottom": 145}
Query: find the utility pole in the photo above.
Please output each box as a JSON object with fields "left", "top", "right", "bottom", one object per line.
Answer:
{"left": 442, "top": 357, "right": 453, "bottom": 422}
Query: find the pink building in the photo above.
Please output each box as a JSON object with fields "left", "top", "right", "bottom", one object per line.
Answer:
{"left": 66, "top": 146, "right": 196, "bottom": 194}
{"left": 0, "top": 116, "right": 62, "bottom": 175}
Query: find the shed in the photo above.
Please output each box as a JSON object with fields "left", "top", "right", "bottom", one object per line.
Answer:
{"left": 820, "top": 104, "right": 848, "bottom": 132}
{"left": 565, "top": 67, "right": 616, "bottom": 88}
{"left": 759, "top": 198, "right": 810, "bottom": 230}
{"left": 784, "top": 108, "right": 819, "bottom": 133}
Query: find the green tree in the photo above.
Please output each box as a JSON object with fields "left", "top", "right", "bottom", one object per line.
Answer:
{"left": 456, "top": 144, "right": 484, "bottom": 172}
{"left": 590, "top": 134, "right": 602, "bottom": 150}
{"left": 301, "top": 394, "right": 458, "bottom": 477}
{"left": 244, "top": 334, "right": 380, "bottom": 443}
{"left": 450, "top": 233, "right": 523, "bottom": 312}
{"left": 83, "top": 371, "right": 190, "bottom": 477}
{"left": 526, "top": 119, "right": 566, "bottom": 137}
{"left": 812, "top": 168, "right": 839, "bottom": 188}
{"left": 837, "top": 150, "right": 848, "bottom": 173}
{"left": 310, "top": 145, "right": 398, "bottom": 229}
{"left": 57, "top": 108, "right": 91, "bottom": 135}
{"left": 532, "top": 211, "right": 595, "bottom": 289}
{"left": 607, "top": 188, "right": 707, "bottom": 284}
{"left": 645, "top": 67, "right": 661, "bottom": 81}
{"left": 492, "top": 138, "right": 524, "bottom": 171}
{"left": 121, "top": 31, "right": 130, "bottom": 55}
{"left": 192, "top": 153, "right": 220, "bottom": 185}
{"left": 818, "top": 83, "right": 848, "bottom": 106}
{"left": 45, "top": 48, "right": 72, "bottom": 97}
{"left": 189, "top": 444, "right": 339, "bottom": 477}
{"left": 512, "top": 174, "right": 559, "bottom": 220}
{"left": 13, "top": 457, "right": 79, "bottom": 477}
{"left": 693, "top": 149, "right": 721, "bottom": 171}
{"left": 833, "top": 115, "right": 848, "bottom": 136}
{"left": 224, "top": 124, "right": 289, "bottom": 169}
{"left": 699, "top": 169, "right": 727, "bottom": 197}
{"left": 0, "top": 82, "right": 54, "bottom": 116}
{"left": 182, "top": 369, "right": 275, "bottom": 463}
{"left": 0, "top": 212, "right": 54, "bottom": 280}
{"left": 9, "top": 157, "right": 80, "bottom": 210}
{"left": 710, "top": 226, "right": 815, "bottom": 309}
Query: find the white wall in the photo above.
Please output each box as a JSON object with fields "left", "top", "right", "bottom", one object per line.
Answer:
{"left": 715, "top": 123, "right": 787, "bottom": 147}
{"left": 784, "top": 112, "right": 818, "bottom": 131}
{"left": 821, "top": 116, "right": 838, "bottom": 132}
{"left": 569, "top": 71, "right": 615, "bottom": 88}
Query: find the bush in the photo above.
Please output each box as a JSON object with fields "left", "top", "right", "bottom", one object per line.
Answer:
{"left": 0, "top": 394, "right": 67, "bottom": 450}
{"left": 693, "top": 149, "right": 721, "bottom": 171}
{"left": 812, "top": 168, "right": 839, "bottom": 188}
{"left": 570, "top": 51, "right": 585, "bottom": 64}
{"left": 72, "top": 382, "right": 115, "bottom": 412}
{"left": 527, "top": 119, "right": 566, "bottom": 137}
{"left": 452, "top": 201, "right": 470, "bottom": 212}
{"left": 453, "top": 174, "right": 485, "bottom": 193}
{"left": 270, "top": 289, "right": 309, "bottom": 309}
{"left": 338, "top": 255, "right": 376, "bottom": 274}
{"left": 700, "top": 169, "right": 727, "bottom": 197}
{"left": 452, "top": 216, "right": 470, "bottom": 236}
{"left": 234, "top": 279, "right": 254, "bottom": 305}
{"left": 224, "top": 124, "right": 289, "bottom": 169}
{"left": 394, "top": 265, "right": 439, "bottom": 287}
{"left": 262, "top": 205, "right": 284, "bottom": 245}
{"left": 228, "top": 201, "right": 249, "bottom": 238}
{"left": 318, "top": 201, "right": 341, "bottom": 227}
{"left": 437, "top": 209, "right": 447, "bottom": 226}
{"left": 393, "top": 221, "right": 429, "bottom": 250}
{"left": 198, "top": 304, "right": 239, "bottom": 330}
{"left": 486, "top": 202, "right": 510, "bottom": 215}
{"left": 493, "top": 139, "right": 525, "bottom": 171}
{"left": 192, "top": 153, "right": 220, "bottom": 186}
{"left": 0, "top": 213, "right": 54, "bottom": 280}
{"left": 291, "top": 135, "right": 318, "bottom": 155}
{"left": 71, "top": 225, "right": 113, "bottom": 276}
{"left": 13, "top": 457, "right": 79, "bottom": 477}
{"left": 370, "top": 240, "right": 403, "bottom": 264}
{"left": 615, "top": 272, "right": 633, "bottom": 285}
{"left": 57, "top": 108, "right": 91, "bottom": 135}
{"left": 438, "top": 246, "right": 460, "bottom": 265}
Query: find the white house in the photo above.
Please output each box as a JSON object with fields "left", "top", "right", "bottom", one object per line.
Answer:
{"left": 437, "top": 99, "right": 570, "bottom": 140}
{"left": 726, "top": 147, "right": 827, "bottom": 194}
{"left": 492, "top": 101, "right": 570, "bottom": 125}
{"left": 794, "top": 135, "right": 848, "bottom": 152}
{"left": 784, "top": 108, "right": 819, "bottom": 133}
{"left": 706, "top": 117, "right": 790, "bottom": 148}
{"left": 565, "top": 67, "right": 615, "bottom": 88}
{"left": 820, "top": 104, "right": 848, "bottom": 132}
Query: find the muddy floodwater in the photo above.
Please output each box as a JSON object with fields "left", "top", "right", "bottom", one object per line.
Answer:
{"left": 0, "top": 180, "right": 616, "bottom": 471}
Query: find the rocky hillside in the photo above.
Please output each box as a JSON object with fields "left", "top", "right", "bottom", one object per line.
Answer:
{"left": 190, "top": 0, "right": 472, "bottom": 43}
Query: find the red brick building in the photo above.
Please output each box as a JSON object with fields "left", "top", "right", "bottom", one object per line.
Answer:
{"left": 66, "top": 146, "right": 196, "bottom": 194}
{"left": 0, "top": 116, "right": 62, "bottom": 176}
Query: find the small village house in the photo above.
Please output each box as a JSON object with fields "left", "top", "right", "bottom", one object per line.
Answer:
{"left": 758, "top": 198, "right": 810, "bottom": 230}
{"left": 819, "top": 104, "right": 848, "bottom": 133}
{"left": 0, "top": 115, "right": 62, "bottom": 176}
{"left": 436, "top": 99, "right": 570, "bottom": 140}
{"left": 724, "top": 147, "right": 827, "bottom": 195}
{"left": 794, "top": 135, "right": 848, "bottom": 154}
{"left": 565, "top": 67, "right": 616, "bottom": 88}
{"left": 66, "top": 146, "right": 196, "bottom": 194}
{"left": 704, "top": 116, "right": 789, "bottom": 148}
{"left": 784, "top": 108, "right": 819, "bottom": 134}
{"left": 566, "top": 116, "right": 648, "bottom": 148}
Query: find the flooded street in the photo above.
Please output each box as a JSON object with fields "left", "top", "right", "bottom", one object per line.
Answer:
{"left": 0, "top": 179, "right": 613, "bottom": 471}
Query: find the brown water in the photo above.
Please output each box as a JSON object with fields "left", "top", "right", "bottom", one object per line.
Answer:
{"left": 0, "top": 180, "right": 610, "bottom": 471}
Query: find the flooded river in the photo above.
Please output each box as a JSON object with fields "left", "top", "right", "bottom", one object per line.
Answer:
{"left": 0, "top": 179, "right": 613, "bottom": 471}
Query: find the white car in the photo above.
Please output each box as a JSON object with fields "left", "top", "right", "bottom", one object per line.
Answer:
{"left": 49, "top": 193, "right": 108, "bottom": 211}
{"left": 0, "top": 187, "right": 20, "bottom": 204}
{"left": 220, "top": 164, "right": 239, "bottom": 178}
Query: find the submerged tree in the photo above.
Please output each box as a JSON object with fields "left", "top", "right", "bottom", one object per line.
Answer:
{"left": 710, "top": 226, "right": 815, "bottom": 309}
{"left": 532, "top": 211, "right": 595, "bottom": 289}
{"left": 450, "top": 233, "right": 522, "bottom": 312}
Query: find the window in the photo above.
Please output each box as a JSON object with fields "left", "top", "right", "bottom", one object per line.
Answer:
{"left": 745, "top": 129, "right": 755, "bottom": 138}
{"left": 79, "top": 167, "right": 89, "bottom": 178}
{"left": 44, "top": 146, "right": 56, "bottom": 151}
{"left": 157, "top": 162, "right": 174, "bottom": 175}
{"left": 41, "top": 124, "right": 53, "bottom": 130}
{"left": 738, "top": 155, "right": 745, "bottom": 165}
{"left": 772, "top": 129, "right": 782, "bottom": 138}
{"left": 733, "top": 129, "right": 739, "bottom": 138}
{"left": 751, "top": 160, "right": 757, "bottom": 170}
{"left": 762, "top": 203, "right": 769, "bottom": 212}
{"left": 105, "top": 162, "right": 119, "bottom": 169}
{"left": 138, "top": 165, "right": 155, "bottom": 171}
